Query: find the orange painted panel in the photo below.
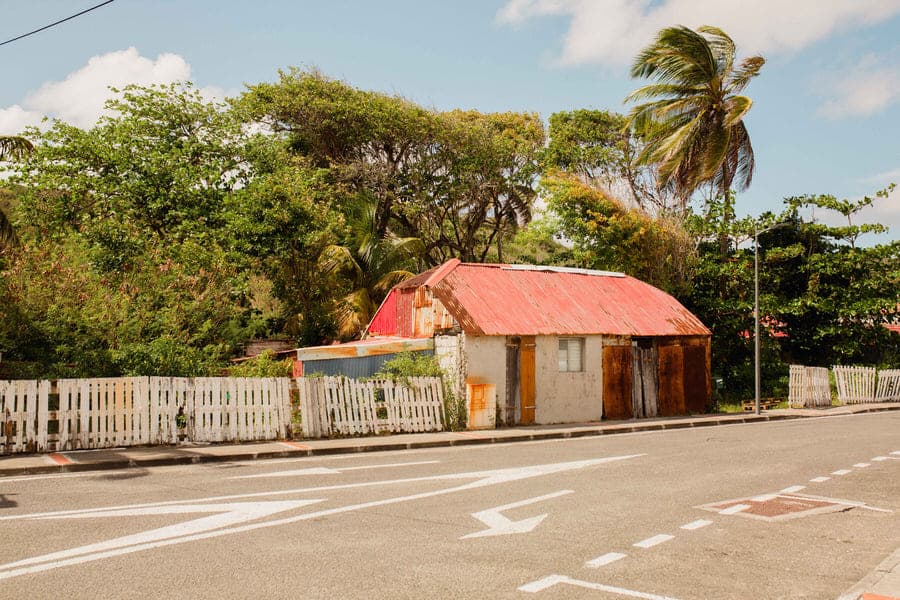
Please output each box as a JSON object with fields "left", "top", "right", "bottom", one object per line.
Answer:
{"left": 520, "top": 336, "right": 536, "bottom": 424}
{"left": 658, "top": 345, "right": 685, "bottom": 416}
{"left": 602, "top": 345, "right": 633, "bottom": 420}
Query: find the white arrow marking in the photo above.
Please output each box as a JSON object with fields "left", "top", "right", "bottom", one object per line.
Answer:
{"left": 230, "top": 460, "right": 440, "bottom": 479}
{"left": 0, "top": 500, "right": 322, "bottom": 577}
{"left": 460, "top": 490, "right": 573, "bottom": 539}
{"left": 519, "top": 574, "right": 682, "bottom": 599}
{"left": 0, "top": 454, "right": 643, "bottom": 579}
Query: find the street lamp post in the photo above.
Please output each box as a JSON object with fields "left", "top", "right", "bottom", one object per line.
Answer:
{"left": 754, "top": 222, "right": 788, "bottom": 415}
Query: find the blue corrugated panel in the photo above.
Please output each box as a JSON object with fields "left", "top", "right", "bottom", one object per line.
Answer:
{"left": 302, "top": 350, "right": 433, "bottom": 379}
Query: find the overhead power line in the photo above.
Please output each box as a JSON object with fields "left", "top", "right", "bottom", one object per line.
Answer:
{"left": 0, "top": 0, "right": 116, "bottom": 48}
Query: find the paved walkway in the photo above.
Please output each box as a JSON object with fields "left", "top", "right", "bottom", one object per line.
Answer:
{"left": 1, "top": 402, "right": 897, "bottom": 477}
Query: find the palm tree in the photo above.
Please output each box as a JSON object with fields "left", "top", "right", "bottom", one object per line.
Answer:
{"left": 624, "top": 26, "right": 764, "bottom": 208}
{"left": 320, "top": 200, "right": 424, "bottom": 339}
{"left": 0, "top": 135, "right": 33, "bottom": 249}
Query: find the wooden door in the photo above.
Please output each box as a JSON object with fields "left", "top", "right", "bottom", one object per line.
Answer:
{"left": 657, "top": 345, "right": 685, "bottom": 416}
{"left": 519, "top": 336, "right": 535, "bottom": 424}
{"left": 682, "top": 345, "right": 709, "bottom": 413}
{"left": 631, "top": 345, "right": 658, "bottom": 418}
{"left": 505, "top": 338, "right": 520, "bottom": 426}
{"left": 602, "top": 345, "right": 633, "bottom": 420}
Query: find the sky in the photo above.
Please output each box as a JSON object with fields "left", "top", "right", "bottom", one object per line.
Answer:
{"left": 1, "top": 0, "right": 899, "bottom": 240}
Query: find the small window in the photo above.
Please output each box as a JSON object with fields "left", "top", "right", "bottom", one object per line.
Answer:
{"left": 558, "top": 338, "right": 584, "bottom": 372}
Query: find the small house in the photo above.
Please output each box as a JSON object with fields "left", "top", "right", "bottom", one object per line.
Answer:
{"left": 366, "top": 259, "right": 711, "bottom": 428}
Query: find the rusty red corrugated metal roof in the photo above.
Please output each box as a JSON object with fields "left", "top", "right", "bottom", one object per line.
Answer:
{"left": 411, "top": 261, "right": 710, "bottom": 337}
{"left": 885, "top": 323, "right": 900, "bottom": 335}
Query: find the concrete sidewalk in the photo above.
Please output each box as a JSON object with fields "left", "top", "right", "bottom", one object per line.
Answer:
{"left": 1, "top": 402, "right": 898, "bottom": 477}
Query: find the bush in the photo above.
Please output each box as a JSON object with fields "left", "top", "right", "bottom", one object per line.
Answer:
{"left": 376, "top": 352, "right": 466, "bottom": 431}
{"left": 228, "top": 349, "right": 293, "bottom": 377}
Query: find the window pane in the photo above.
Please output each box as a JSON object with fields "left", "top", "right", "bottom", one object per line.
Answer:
{"left": 568, "top": 338, "right": 583, "bottom": 372}
{"left": 558, "top": 341, "right": 568, "bottom": 371}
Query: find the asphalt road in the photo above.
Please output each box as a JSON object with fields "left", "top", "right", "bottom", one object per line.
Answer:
{"left": 1, "top": 412, "right": 898, "bottom": 599}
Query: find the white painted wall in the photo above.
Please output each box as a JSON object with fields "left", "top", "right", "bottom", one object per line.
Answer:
{"left": 533, "top": 335, "right": 604, "bottom": 424}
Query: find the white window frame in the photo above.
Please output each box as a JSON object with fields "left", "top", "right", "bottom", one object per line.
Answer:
{"left": 558, "top": 337, "right": 584, "bottom": 372}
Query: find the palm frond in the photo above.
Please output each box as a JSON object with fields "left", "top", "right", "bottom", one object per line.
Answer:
{"left": 0, "top": 136, "right": 34, "bottom": 161}
{"left": 697, "top": 26, "right": 735, "bottom": 75}
{"left": 728, "top": 56, "right": 766, "bottom": 93}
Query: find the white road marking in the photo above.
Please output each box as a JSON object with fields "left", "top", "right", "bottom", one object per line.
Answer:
{"left": 810, "top": 476, "right": 830, "bottom": 483}
{"left": 831, "top": 469, "right": 851, "bottom": 476}
{"left": 460, "top": 489, "right": 573, "bottom": 539}
{"left": 892, "top": 451, "right": 900, "bottom": 456}
{"left": 0, "top": 455, "right": 643, "bottom": 579}
{"left": 229, "top": 460, "right": 440, "bottom": 479}
{"left": 780, "top": 485, "right": 805, "bottom": 494}
{"left": 751, "top": 493, "right": 777, "bottom": 502}
{"left": 519, "top": 574, "right": 681, "bottom": 599}
{"left": 633, "top": 534, "right": 674, "bottom": 548}
{"left": 585, "top": 552, "right": 627, "bottom": 568}
{"left": 872, "top": 456, "right": 889, "bottom": 461}
{"left": 680, "top": 519, "right": 712, "bottom": 531}
{"left": 0, "top": 500, "right": 321, "bottom": 573}
{"left": 779, "top": 493, "right": 893, "bottom": 513}
{"left": 719, "top": 504, "right": 751, "bottom": 515}
{"left": 853, "top": 463, "right": 870, "bottom": 468}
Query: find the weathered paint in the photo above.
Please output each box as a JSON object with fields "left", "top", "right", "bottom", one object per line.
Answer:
{"left": 366, "top": 290, "right": 398, "bottom": 336}
{"left": 682, "top": 344, "right": 710, "bottom": 413}
{"left": 300, "top": 351, "right": 432, "bottom": 379}
{"left": 657, "top": 345, "right": 685, "bottom": 416}
{"left": 519, "top": 336, "right": 536, "bottom": 425}
{"left": 466, "top": 383, "right": 496, "bottom": 429}
{"left": 462, "top": 336, "right": 506, "bottom": 429}
{"left": 532, "top": 335, "right": 603, "bottom": 424}
{"left": 295, "top": 337, "right": 433, "bottom": 361}
{"left": 602, "top": 345, "right": 633, "bottom": 420}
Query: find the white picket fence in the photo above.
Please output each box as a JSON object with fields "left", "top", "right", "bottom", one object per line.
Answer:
{"left": 1, "top": 377, "right": 292, "bottom": 454}
{"left": 832, "top": 366, "right": 878, "bottom": 404}
{"left": 875, "top": 369, "right": 900, "bottom": 402}
{"left": 299, "top": 376, "right": 444, "bottom": 438}
{"left": 788, "top": 365, "right": 831, "bottom": 408}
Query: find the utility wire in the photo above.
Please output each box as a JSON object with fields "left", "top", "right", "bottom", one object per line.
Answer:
{"left": 0, "top": 0, "right": 116, "bottom": 48}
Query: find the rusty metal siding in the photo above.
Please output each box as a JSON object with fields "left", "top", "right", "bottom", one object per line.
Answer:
{"left": 367, "top": 290, "right": 398, "bottom": 336}
{"left": 395, "top": 290, "right": 416, "bottom": 338}
{"left": 682, "top": 345, "right": 709, "bottom": 413}
{"left": 602, "top": 345, "right": 633, "bottom": 420}
{"left": 657, "top": 345, "right": 686, "bottom": 416}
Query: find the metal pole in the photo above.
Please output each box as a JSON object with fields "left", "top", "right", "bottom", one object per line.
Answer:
{"left": 754, "top": 227, "right": 761, "bottom": 415}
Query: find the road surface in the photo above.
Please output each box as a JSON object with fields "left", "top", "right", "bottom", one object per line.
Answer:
{"left": 1, "top": 412, "right": 898, "bottom": 599}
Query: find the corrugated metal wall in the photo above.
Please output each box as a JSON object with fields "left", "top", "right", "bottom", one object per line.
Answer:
{"left": 301, "top": 349, "right": 433, "bottom": 379}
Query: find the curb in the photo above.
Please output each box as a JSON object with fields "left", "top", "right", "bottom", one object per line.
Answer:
{"left": 2, "top": 405, "right": 898, "bottom": 477}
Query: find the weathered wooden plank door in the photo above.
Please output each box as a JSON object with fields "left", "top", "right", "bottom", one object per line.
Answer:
{"left": 505, "top": 337, "right": 521, "bottom": 426}
{"left": 603, "top": 345, "right": 633, "bottom": 420}
{"left": 657, "top": 345, "right": 685, "bottom": 416}
{"left": 519, "top": 336, "right": 536, "bottom": 425}
{"left": 631, "top": 344, "right": 659, "bottom": 419}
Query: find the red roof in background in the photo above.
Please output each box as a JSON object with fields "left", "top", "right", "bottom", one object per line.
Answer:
{"left": 391, "top": 260, "right": 709, "bottom": 337}
{"left": 886, "top": 323, "right": 900, "bottom": 334}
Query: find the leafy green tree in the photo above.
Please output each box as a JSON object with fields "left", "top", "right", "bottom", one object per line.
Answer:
{"left": 625, "top": 26, "right": 764, "bottom": 207}
{"left": 320, "top": 199, "right": 423, "bottom": 339}
{"left": 543, "top": 109, "right": 676, "bottom": 212}
{"left": 542, "top": 173, "right": 696, "bottom": 295}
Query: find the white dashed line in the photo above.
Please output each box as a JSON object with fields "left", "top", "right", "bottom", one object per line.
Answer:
{"left": 810, "top": 476, "right": 830, "bottom": 483}
{"left": 719, "top": 504, "right": 751, "bottom": 515}
{"left": 831, "top": 469, "right": 852, "bottom": 476}
{"left": 872, "top": 456, "right": 889, "bottom": 461}
{"left": 853, "top": 463, "right": 870, "bottom": 468}
{"left": 680, "top": 519, "right": 712, "bottom": 531}
{"left": 633, "top": 534, "right": 674, "bottom": 548}
{"left": 585, "top": 552, "right": 627, "bottom": 568}
{"left": 891, "top": 451, "right": 900, "bottom": 456}
{"left": 780, "top": 485, "right": 805, "bottom": 494}
{"left": 751, "top": 493, "right": 778, "bottom": 502}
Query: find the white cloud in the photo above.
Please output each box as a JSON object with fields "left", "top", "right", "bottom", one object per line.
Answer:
{"left": 497, "top": 0, "right": 900, "bottom": 66}
{"left": 0, "top": 47, "right": 195, "bottom": 135}
{"left": 817, "top": 55, "right": 900, "bottom": 119}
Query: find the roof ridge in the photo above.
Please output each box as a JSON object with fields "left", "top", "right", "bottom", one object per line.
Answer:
{"left": 423, "top": 258, "right": 461, "bottom": 287}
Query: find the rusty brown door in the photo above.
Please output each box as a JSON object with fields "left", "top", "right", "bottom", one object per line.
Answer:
{"left": 658, "top": 345, "right": 686, "bottom": 416}
{"left": 519, "top": 336, "right": 536, "bottom": 424}
{"left": 602, "top": 345, "right": 633, "bottom": 420}
{"left": 682, "top": 345, "right": 709, "bottom": 413}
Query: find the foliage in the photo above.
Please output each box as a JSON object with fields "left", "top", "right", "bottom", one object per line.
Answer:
{"left": 543, "top": 109, "right": 677, "bottom": 212}
{"left": 625, "top": 26, "right": 764, "bottom": 206}
{"left": 375, "top": 352, "right": 465, "bottom": 431}
{"left": 542, "top": 173, "right": 697, "bottom": 296}
{"left": 228, "top": 350, "right": 294, "bottom": 377}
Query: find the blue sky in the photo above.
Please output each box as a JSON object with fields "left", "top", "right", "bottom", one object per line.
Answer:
{"left": 2, "top": 1, "right": 899, "bottom": 239}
